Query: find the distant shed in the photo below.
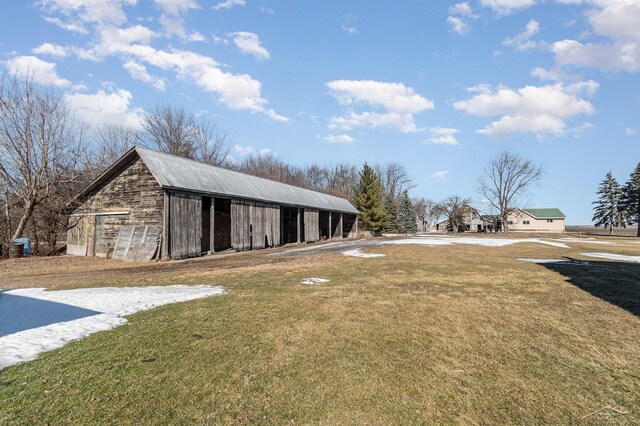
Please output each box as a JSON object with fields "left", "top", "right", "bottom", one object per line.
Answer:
{"left": 68, "top": 147, "right": 359, "bottom": 260}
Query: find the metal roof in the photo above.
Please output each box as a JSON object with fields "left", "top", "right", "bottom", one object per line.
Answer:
{"left": 521, "top": 208, "right": 566, "bottom": 219}
{"left": 135, "top": 148, "right": 358, "bottom": 214}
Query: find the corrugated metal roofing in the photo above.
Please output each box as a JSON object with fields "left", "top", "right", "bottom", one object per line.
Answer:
{"left": 137, "top": 148, "right": 359, "bottom": 214}
{"left": 522, "top": 208, "right": 566, "bottom": 219}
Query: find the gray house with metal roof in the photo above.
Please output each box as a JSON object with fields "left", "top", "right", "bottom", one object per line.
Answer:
{"left": 68, "top": 147, "right": 359, "bottom": 260}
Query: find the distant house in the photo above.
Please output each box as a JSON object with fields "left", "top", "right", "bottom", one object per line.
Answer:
{"left": 435, "top": 207, "right": 482, "bottom": 232}
{"left": 416, "top": 213, "right": 429, "bottom": 232}
{"left": 506, "top": 208, "right": 566, "bottom": 233}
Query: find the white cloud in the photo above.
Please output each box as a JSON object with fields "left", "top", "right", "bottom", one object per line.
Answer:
{"left": 5, "top": 55, "right": 77, "bottom": 88}
{"left": 258, "top": 148, "right": 272, "bottom": 156}
{"left": 503, "top": 19, "right": 545, "bottom": 51}
{"left": 260, "top": 6, "right": 274, "bottom": 14}
{"left": 32, "top": 42, "right": 68, "bottom": 58}
{"left": 186, "top": 32, "right": 206, "bottom": 42}
{"left": 424, "top": 127, "right": 460, "bottom": 145}
{"left": 154, "top": 0, "right": 198, "bottom": 16}
{"left": 34, "top": 0, "right": 286, "bottom": 122}
{"left": 232, "top": 144, "right": 254, "bottom": 155}
{"left": 625, "top": 128, "right": 636, "bottom": 135}
{"left": 447, "top": 17, "right": 469, "bottom": 35}
{"left": 64, "top": 89, "right": 144, "bottom": 129}
{"left": 480, "top": 0, "right": 538, "bottom": 15}
{"left": 212, "top": 35, "right": 229, "bottom": 45}
{"left": 326, "top": 80, "right": 433, "bottom": 133}
{"left": 123, "top": 60, "right": 166, "bottom": 91}
{"left": 447, "top": 2, "right": 478, "bottom": 35}
{"left": 552, "top": 38, "right": 640, "bottom": 72}
{"left": 39, "top": 0, "right": 136, "bottom": 26}
{"left": 489, "top": 0, "right": 640, "bottom": 73}
{"left": 213, "top": 0, "right": 245, "bottom": 10}
{"left": 43, "top": 16, "right": 87, "bottom": 34}
{"left": 228, "top": 32, "right": 270, "bottom": 60}
{"left": 325, "top": 134, "right": 356, "bottom": 144}
{"left": 154, "top": 0, "right": 202, "bottom": 41}
{"left": 342, "top": 25, "right": 358, "bottom": 35}
{"left": 454, "top": 81, "right": 598, "bottom": 137}
{"left": 431, "top": 171, "right": 449, "bottom": 181}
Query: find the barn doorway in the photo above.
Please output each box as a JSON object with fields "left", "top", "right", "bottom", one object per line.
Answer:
{"left": 330, "top": 213, "right": 341, "bottom": 239}
{"left": 214, "top": 198, "right": 232, "bottom": 251}
{"left": 281, "top": 206, "right": 298, "bottom": 244}
{"left": 319, "top": 211, "right": 330, "bottom": 240}
{"left": 343, "top": 214, "right": 356, "bottom": 238}
{"left": 201, "top": 197, "right": 211, "bottom": 253}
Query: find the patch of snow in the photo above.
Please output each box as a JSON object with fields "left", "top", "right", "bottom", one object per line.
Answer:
{"left": 341, "top": 249, "right": 386, "bottom": 258}
{"left": 517, "top": 258, "right": 590, "bottom": 265}
{"left": 581, "top": 252, "right": 640, "bottom": 263}
{"left": 382, "top": 237, "right": 569, "bottom": 248}
{"left": 0, "top": 285, "right": 225, "bottom": 370}
{"left": 555, "top": 238, "right": 614, "bottom": 245}
{"left": 301, "top": 278, "right": 330, "bottom": 285}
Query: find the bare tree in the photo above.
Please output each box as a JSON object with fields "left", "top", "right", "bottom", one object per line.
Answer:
{"left": 411, "top": 197, "right": 440, "bottom": 229}
{"left": 437, "top": 196, "right": 472, "bottom": 233}
{"left": 142, "top": 105, "right": 229, "bottom": 166}
{"left": 192, "top": 116, "right": 230, "bottom": 166}
{"left": 375, "top": 162, "right": 415, "bottom": 198}
{"left": 479, "top": 151, "right": 543, "bottom": 232}
{"left": 94, "top": 125, "right": 141, "bottom": 165}
{"left": 0, "top": 75, "right": 87, "bottom": 242}
{"left": 303, "top": 164, "right": 328, "bottom": 192}
{"left": 325, "top": 163, "right": 358, "bottom": 199}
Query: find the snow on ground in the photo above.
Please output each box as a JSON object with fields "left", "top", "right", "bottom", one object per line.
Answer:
{"left": 301, "top": 278, "right": 330, "bottom": 285}
{"left": 341, "top": 249, "right": 386, "bottom": 258}
{"left": 581, "top": 253, "right": 640, "bottom": 263}
{"left": 517, "top": 258, "right": 590, "bottom": 265}
{"left": 0, "top": 285, "right": 225, "bottom": 370}
{"left": 555, "top": 238, "right": 615, "bottom": 245}
{"left": 382, "top": 237, "right": 569, "bottom": 249}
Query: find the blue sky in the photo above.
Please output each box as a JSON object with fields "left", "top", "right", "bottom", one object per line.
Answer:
{"left": 1, "top": 0, "right": 639, "bottom": 224}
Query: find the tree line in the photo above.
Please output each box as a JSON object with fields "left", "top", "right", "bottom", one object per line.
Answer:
{"left": 0, "top": 76, "right": 431, "bottom": 255}
{"left": 592, "top": 165, "right": 640, "bottom": 236}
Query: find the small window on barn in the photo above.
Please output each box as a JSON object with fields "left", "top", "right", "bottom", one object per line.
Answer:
{"left": 547, "top": 219, "right": 554, "bottom": 223}
{"left": 523, "top": 220, "right": 530, "bottom": 225}
{"left": 508, "top": 220, "right": 514, "bottom": 225}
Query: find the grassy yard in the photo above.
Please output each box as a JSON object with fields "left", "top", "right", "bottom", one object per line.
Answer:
{"left": 1, "top": 235, "right": 639, "bottom": 424}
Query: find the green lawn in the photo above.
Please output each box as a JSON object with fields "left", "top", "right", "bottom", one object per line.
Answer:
{"left": 1, "top": 235, "right": 639, "bottom": 424}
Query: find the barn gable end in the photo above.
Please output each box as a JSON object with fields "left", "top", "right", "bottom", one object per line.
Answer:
{"left": 68, "top": 156, "right": 164, "bottom": 257}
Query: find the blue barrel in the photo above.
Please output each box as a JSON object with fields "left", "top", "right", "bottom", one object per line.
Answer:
{"left": 14, "top": 237, "right": 31, "bottom": 256}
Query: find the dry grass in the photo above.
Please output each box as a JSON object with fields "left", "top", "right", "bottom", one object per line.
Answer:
{"left": 1, "top": 234, "right": 639, "bottom": 424}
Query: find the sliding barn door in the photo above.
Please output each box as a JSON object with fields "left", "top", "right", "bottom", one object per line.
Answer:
{"left": 304, "top": 209, "right": 319, "bottom": 242}
{"left": 170, "top": 192, "right": 202, "bottom": 259}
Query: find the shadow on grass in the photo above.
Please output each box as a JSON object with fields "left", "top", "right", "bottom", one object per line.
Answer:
{"left": 0, "top": 292, "right": 100, "bottom": 337}
{"left": 541, "top": 259, "right": 640, "bottom": 317}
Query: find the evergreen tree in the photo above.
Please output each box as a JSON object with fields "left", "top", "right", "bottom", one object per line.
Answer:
{"left": 592, "top": 171, "right": 626, "bottom": 235}
{"left": 383, "top": 192, "right": 398, "bottom": 233}
{"left": 396, "top": 190, "right": 418, "bottom": 233}
{"left": 622, "top": 163, "right": 640, "bottom": 237}
{"left": 354, "top": 163, "right": 386, "bottom": 232}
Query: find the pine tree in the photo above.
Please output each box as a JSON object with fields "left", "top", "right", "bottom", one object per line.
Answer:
{"left": 622, "top": 163, "right": 640, "bottom": 237}
{"left": 382, "top": 192, "right": 398, "bottom": 233}
{"left": 396, "top": 190, "right": 418, "bottom": 234}
{"left": 592, "top": 171, "right": 626, "bottom": 235}
{"left": 353, "top": 163, "right": 386, "bottom": 232}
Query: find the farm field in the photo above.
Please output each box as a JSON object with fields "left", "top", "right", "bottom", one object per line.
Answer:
{"left": 1, "top": 234, "right": 639, "bottom": 424}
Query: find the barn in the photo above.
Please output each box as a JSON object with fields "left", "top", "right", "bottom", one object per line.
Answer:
{"left": 67, "top": 147, "right": 359, "bottom": 260}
